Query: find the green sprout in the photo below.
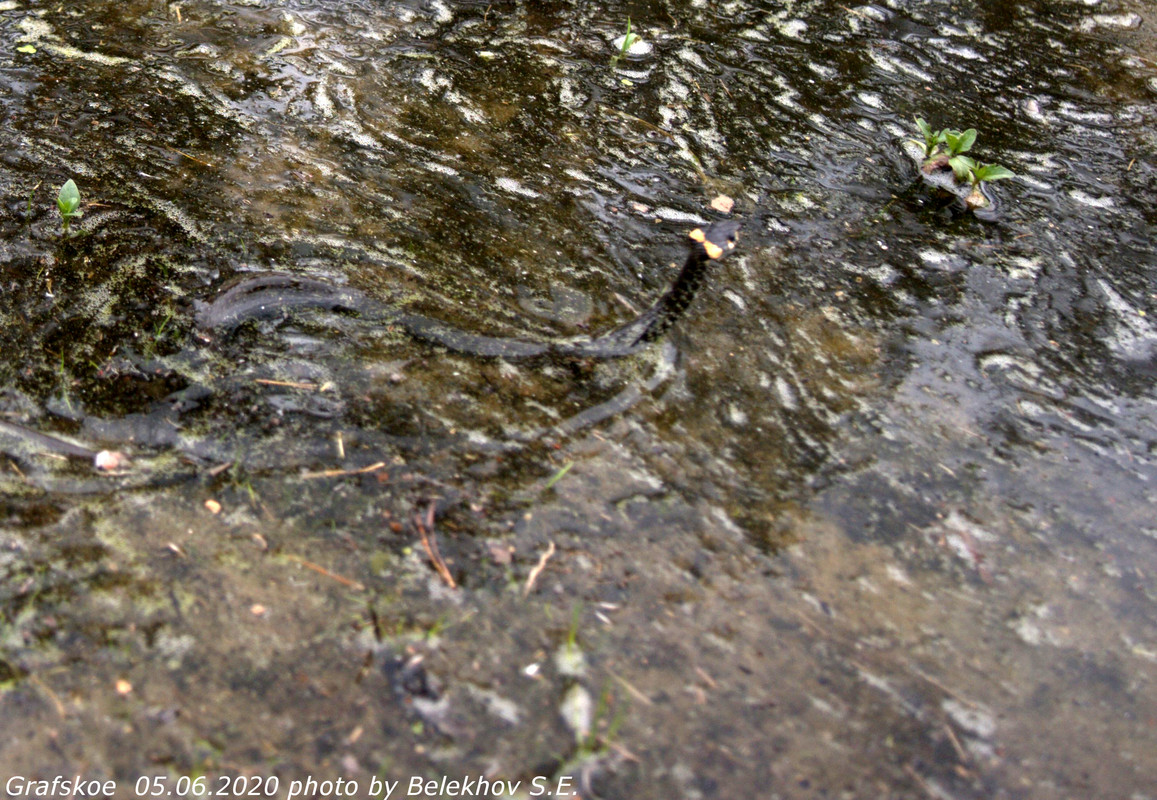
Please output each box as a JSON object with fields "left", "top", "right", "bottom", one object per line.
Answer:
{"left": 611, "top": 17, "right": 640, "bottom": 66}
{"left": 142, "top": 306, "right": 178, "bottom": 357}
{"left": 968, "top": 162, "right": 1015, "bottom": 187}
{"left": 910, "top": 118, "right": 945, "bottom": 158}
{"left": 911, "top": 119, "right": 1015, "bottom": 211}
{"left": 566, "top": 603, "right": 582, "bottom": 651}
{"left": 942, "top": 128, "right": 977, "bottom": 158}
{"left": 544, "top": 460, "right": 574, "bottom": 490}
{"left": 942, "top": 128, "right": 978, "bottom": 180}
{"left": 963, "top": 161, "right": 1015, "bottom": 209}
{"left": 57, "top": 179, "right": 81, "bottom": 232}
{"left": 554, "top": 604, "right": 587, "bottom": 678}
{"left": 948, "top": 154, "right": 976, "bottom": 183}
{"left": 912, "top": 119, "right": 977, "bottom": 174}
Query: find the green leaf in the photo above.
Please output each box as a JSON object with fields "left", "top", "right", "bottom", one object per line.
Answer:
{"left": 611, "top": 17, "right": 637, "bottom": 66}
{"left": 949, "top": 155, "right": 975, "bottom": 183}
{"left": 975, "top": 164, "right": 1015, "bottom": 182}
{"left": 16, "top": 44, "right": 36, "bottom": 54}
{"left": 57, "top": 179, "right": 80, "bottom": 215}
{"left": 944, "top": 128, "right": 977, "bottom": 156}
{"left": 914, "top": 118, "right": 945, "bottom": 156}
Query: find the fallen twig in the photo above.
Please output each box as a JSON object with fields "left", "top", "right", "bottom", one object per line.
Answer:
{"left": 903, "top": 763, "right": 938, "bottom": 799}
{"left": 416, "top": 501, "right": 456, "bottom": 589}
{"left": 301, "top": 461, "right": 387, "bottom": 479}
{"left": 207, "top": 460, "right": 234, "bottom": 477}
{"left": 611, "top": 671, "right": 654, "bottom": 706}
{"left": 29, "top": 674, "right": 65, "bottom": 718}
{"left": 255, "top": 378, "right": 317, "bottom": 390}
{"left": 167, "top": 146, "right": 215, "bottom": 168}
{"left": 523, "top": 540, "right": 556, "bottom": 597}
{"left": 284, "top": 554, "right": 365, "bottom": 591}
{"left": 607, "top": 740, "right": 642, "bottom": 763}
{"left": 944, "top": 723, "right": 968, "bottom": 763}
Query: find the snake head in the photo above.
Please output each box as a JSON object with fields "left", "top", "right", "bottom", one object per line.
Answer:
{"left": 689, "top": 220, "right": 741, "bottom": 260}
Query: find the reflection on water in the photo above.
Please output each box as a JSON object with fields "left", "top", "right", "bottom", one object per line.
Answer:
{"left": 1, "top": 0, "right": 899, "bottom": 526}
{"left": 1, "top": 0, "right": 1156, "bottom": 794}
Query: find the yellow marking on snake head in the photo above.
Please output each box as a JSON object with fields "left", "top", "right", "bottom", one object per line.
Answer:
{"left": 688, "top": 228, "right": 707, "bottom": 243}
{"left": 703, "top": 241, "right": 724, "bottom": 260}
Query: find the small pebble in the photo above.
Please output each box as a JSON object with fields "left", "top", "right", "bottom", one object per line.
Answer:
{"left": 94, "top": 450, "right": 131, "bottom": 471}
{"left": 710, "top": 195, "right": 735, "bottom": 214}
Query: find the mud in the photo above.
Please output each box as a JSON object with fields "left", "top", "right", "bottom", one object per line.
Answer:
{"left": 2, "top": 0, "right": 1157, "bottom": 797}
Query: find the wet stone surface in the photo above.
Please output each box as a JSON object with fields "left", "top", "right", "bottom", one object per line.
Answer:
{"left": 2, "top": 0, "right": 1157, "bottom": 797}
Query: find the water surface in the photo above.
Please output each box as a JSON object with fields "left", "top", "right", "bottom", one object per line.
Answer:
{"left": 2, "top": 0, "right": 1156, "bottom": 796}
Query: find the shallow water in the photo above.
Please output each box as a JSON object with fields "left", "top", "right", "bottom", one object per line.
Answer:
{"left": 2, "top": 0, "right": 1156, "bottom": 796}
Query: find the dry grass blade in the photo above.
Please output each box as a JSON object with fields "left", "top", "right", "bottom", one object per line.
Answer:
{"left": 255, "top": 378, "right": 317, "bottom": 390}
{"left": 523, "top": 540, "right": 556, "bottom": 597}
{"left": 416, "top": 501, "right": 456, "bottom": 588}
{"left": 611, "top": 671, "right": 654, "bottom": 706}
{"left": 301, "top": 461, "right": 387, "bottom": 479}
{"left": 166, "top": 146, "right": 215, "bottom": 168}
{"left": 29, "top": 674, "right": 65, "bottom": 718}
{"left": 284, "top": 554, "right": 365, "bottom": 591}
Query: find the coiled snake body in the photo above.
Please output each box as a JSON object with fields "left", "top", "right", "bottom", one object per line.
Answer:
{"left": 197, "top": 221, "right": 741, "bottom": 359}
{"left": 0, "top": 223, "right": 741, "bottom": 473}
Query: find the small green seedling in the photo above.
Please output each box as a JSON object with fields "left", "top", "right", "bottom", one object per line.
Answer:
{"left": 942, "top": 129, "right": 977, "bottom": 180}
{"left": 943, "top": 128, "right": 977, "bottom": 158}
{"left": 968, "top": 162, "right": 1015, "bottom": 187}
{"left": 57, "top": 179, "right": 81, "bottom": 232}
{"left": 913, "top": 119, "right": 977, "bottom": 174}
{"left": 911, "top": 119, "right": 1015, "bottom": 211}
{"left": 910, "top": 118, "right": 945, "bottom": 158}
{"left": 26, "top": 180, "right": 43, "bottom": 219}
{"left": 948, "top": 154, "right": 976, "bottom": 183}
{"left": 963, "top": 161, "right": 1015, "bottom": 209}
{"left": 611, "top": 17, "right": 641, "bottom": 66}
{"left": 544, "top": 460, "right": 574, "bottom": 490}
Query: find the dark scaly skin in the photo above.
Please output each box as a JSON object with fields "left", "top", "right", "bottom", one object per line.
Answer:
{"left": 195, "top": 273, "right": 373, "bottom": 330}
{"left": 198, "top": 221, "right": 742, "bottom": 359}
{"left": 2, "top": 225, "right": 741, "bottom": 478}
{"left": 558, "top": 220, "right": 741, "bottom": 357}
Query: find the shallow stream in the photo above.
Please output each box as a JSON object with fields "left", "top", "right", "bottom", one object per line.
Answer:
{"left": 2, "top": 0, "right": 1156, "bottom": 797}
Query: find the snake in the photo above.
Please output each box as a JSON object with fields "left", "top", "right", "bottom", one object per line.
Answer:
{"left": 0, "top": 222, "right": 740, "bottom": 476}
{"left": 196, "top": 220, "right": 742, "bottom": 359}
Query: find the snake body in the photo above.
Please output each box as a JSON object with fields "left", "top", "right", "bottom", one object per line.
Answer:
{"left": 196, "top": 220, "right": 741, "bottom": 359}
{"left": 1, "top": 223, "right": 740, "bottom": 482}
